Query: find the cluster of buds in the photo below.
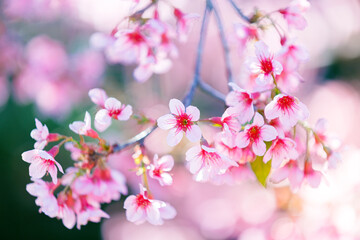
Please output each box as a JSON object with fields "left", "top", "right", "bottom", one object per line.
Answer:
{"left": 22, "top": 0, "right": 341, "bottom": 229}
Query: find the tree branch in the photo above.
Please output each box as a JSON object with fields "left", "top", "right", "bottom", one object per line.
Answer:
{"left": 183, "top": 0, "right": 213, "bottom": 107}
{"left": 228, "top": 0, "right": 251, "bottom": 23}
{"left": 198, "top": 80, "right": 226, "bottom": 102}
{"left": 212, "top": 0, "right": 234, "bottom": 90}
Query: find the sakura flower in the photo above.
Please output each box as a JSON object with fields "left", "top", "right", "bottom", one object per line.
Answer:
{"left": 185, "top": 144, "right": 237, "bottom": 182}
{"left": 56, "top": 192, "right": 76, "bottom": 229}
{"left": 89, "top": 88, "right": 108, "bottom": 108}
{"left": 75, "top": 195, "right": 109, "bottom": 229}
{"left": 69, "top": 111, "right": 98, "bottom": 138}
{"left": 264, "top": 94, "right": 309, "bottom": 129}
{"left": 149, "top": 154, "right": 174, "bottom": 186}
{"left": 95, "top": 97, "right": 133, "bottom": 132}
{"left": 207, "top": 108, "right": 240, "bottom": 132}
{"left": 173, "top": 8, "right": 200, "bottom": 42}
{"left": 270, "top": 160, "right": 304, "bottom": 192}
{"left": 279, "top": 39, "right": 309, "bottom": 69}
{"left": 30, "top": 118, "right": 49, "bottom": 149}
{"left": 133, "top": 52, "right": 172, "bottom": 82}
{"left": 303, "top": 161, "right": 323, "bottom": 188}
{"left": 124, "top": 184, "right": 176, "bottom": 225}
{"left": 226, "top": 82, "right": 255, "bottom": 124}
{"left": 234, "top": 23, "right": 259, "bottom": 52}
{"left": 279, "top": 0, "right": 310, "bottom": 30}
{"left": 157, "top": 99, "right": 201, "bottom": 146}
{"left": 26, "top": 179, "right": 59, "bottom": 218}
{"left": 236, "top": 113, "right": 278, "bottom": 156}
{"left": 22, "top": 148, "right": 64, "bottom": 184}
{"left": 263, "top": 137, "right": 298, "bottom": 168}
{"left": 248, "top": 41, "right": 283, "bottom": 85}
{"left": 215, "top": 124, "right": 243, "bottom": 162}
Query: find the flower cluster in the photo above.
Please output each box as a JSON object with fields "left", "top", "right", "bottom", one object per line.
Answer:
{"left": 92, "top": 1, "right": 198, "bottom": 82}
{"left": 21, "top": 0, "right": 341, "bottom": 230}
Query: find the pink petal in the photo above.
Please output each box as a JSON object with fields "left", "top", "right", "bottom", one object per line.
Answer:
{"left": 289, "top": 167, "right": 304, "bottom": 190}
{"left": 146, "top": 206, "right": 162, "bottom": 225}
{"left": 307, "top": 171, "right": 322, "bottom": 188}
{"left": 157, "top": 114, "right": 176, "bottom": 130}
{"left": 186, "top": 106, "right": 200, "bottom": 121}
{"left": 236, "top": 131, "right": 250, "bottom": 148}
{"left": 104, "top": 97, "right": 121, "bottom": 111}
{"left": 167, "top": 128, "right": 183, "bottom": 146}
{"left": 264, "top": 100, "right": 279, "bottom": 120}
{"left": 22, "top": 149, "right": 37, "bottom": 163}
{"left": 186, "top": 125, "right": 202, "bottom": 142}
{"left": 157, "top": 155, "right": 174, "bottom": 171}
{"left": 160, "top": 173, "right": 173, "bottom": 186}
{"left": 84, "top": 111, "right": 92, "bottom": 130}
{"left": 169, "top": 99, "right": 185, "bottom": 116}
{"left": 263, "top": 149, "right": 272, "bottom": 164}
{"left": 95, "top": 109, "right": 112, "bottom": 132}
{"left": 159, "top": 204, "right": 177, "bottom": 219}
{"left": 185, "top": 145, "right": 202, "bottom": 161}
{"left": 298, "top": 101, "right": 309, "bottom": 120}
{"left": 117, "top": 105, "right": 133, "bottom": 121}
{"left": 272, "top": 60, "right": 283, "bottom": 75}
{"left": 188, "top": 157, "right": 202, "bottom": 174}
{"left": 252, "top": 140, "right": 266, "bottom": 156}
{"left": 261, "top": 125, "right": 278, "bottom": 141}
{"left": 253, "top": 112, "right": 264, "bottom": 126}
{"left": 134, "top": 64, "right": 153, "bottom": 82}
{"left": 69, "top": 121, "right": 85, "bottom": 134}
{"left": 270, "top": 167, "right": 290, "bottom": 183}
{"left": 89, "top": 88, "right": 108, "bottom": 107}
{"left": 29, "top": 159, "right": 47, "bottom": 179}
{"left": 62, "top": 207, "right": 76, "bottom": 229}
{"left": 47, "top": 164, "right": 58, "bottom": 184}
{"left": 255, "top": 41, "right": 270, "bottom": 59}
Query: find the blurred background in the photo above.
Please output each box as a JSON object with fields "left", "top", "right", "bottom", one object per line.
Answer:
{"left": 1, "top": 0, "right": 360, "bottom": 239}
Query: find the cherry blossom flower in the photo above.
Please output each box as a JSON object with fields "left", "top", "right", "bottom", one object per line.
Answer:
{"left": 173, "top": 8, "right": 200, "bottom": 42}
{"left": 270, "top": 159, "right": 304, "bottom": 191}
{"left": 124, "top": 184, "right": 176, "bottom": 225}
{"left": 30, "top": 118, "right": 49, "bottom": 149}
{"left": 226, "top": 82, "right": 255, "bottom": 124}
{"left": 148, "top": 154, "right": 174, "bottom": 186}
{"left": 263, "top": 137, "right": 298, "bottom": 168}
{"left": 133, "top": 52, "right": 172, "bottom": 82}
{"left": 279, "top": 0, "right": 310, "bottom": 30}
{"left": 185, "top": 144, "right": 237, "bottom": 182}
{"left": 95, "top": 97, "right": 133, "bottom": 132}
{"left": 279, "top": 39, "right": 309, "bottom": 69}
{"left": 248, "top": 41, "right": 283, "bottom": 85}
{"left": 215, "top": 124, "right": 243, "bottom": 162}
{"left": 69, "top": 111, "right": 99, "bottom": 138}
{"left": 26, "top": 179, "right": 59, "bottom": 218}
{"left": 303, "top": 161, "right": 323, "bottom": 188}
{"left": 88, "top": 88, "right": 108, "bottom": 108}
{"left": 264, "top": 94, "right": 309, "bottom": 129}
{"left": 75, "top": 195, "right": 109, "bottom": 229}
{"left": 157, "top": 98, "right": 201, "bottom": 146}
{"left": 22, "top": 148, "right": 64, "bottom": 184}
{"left": 207, "top": 108, "right": 240, "bottom": 132}
{"left": 236, "top": 113, "right": 278, "bottom": 156}
{"left": 56, "top": 192, "right": 76, "bottom": 229}
{"left": 234, "top": 23, "right": 259, "bottom": 52}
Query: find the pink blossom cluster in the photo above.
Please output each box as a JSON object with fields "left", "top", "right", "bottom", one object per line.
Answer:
{"left": 21, "top": 0, "right": 342, "bottom": 230}
{"left": 13, "top": 35, "right": 105, "bottom": 117}
{"left": 91, "top": 2, "right": 199, "bottom": 82}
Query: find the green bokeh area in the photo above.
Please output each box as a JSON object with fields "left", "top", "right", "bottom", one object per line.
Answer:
{"left": 0, "top": 98, "right": 102, "bottom": 240}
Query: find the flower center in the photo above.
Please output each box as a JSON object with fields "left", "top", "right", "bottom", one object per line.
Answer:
{"left": 241, "top": 92, "right": 253, "bottom": 106}
{"left": 108, "top": 106, "right": 124, "bottom": 119}
{"left": 152, "top": 168, "right": 162, "bottom": 177}
{"left": 247, "top": 126, "right": 261, "bottom": 142}
{"left": 136, "top": 194, "right": 151, "bottom": 209}
{"left": 277, "top": 96, "right": 295, "bottom": 111}
{"left": 260, "top": 58, "right": 274, "bottom": 75}
{"left": 175, "top": 113, "right": 192, "bottom": 132}
{"left": 127, "top": 31, "right": 145, "bottom": 44}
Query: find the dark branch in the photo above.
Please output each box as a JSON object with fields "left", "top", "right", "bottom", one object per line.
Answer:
{"left": 228, "top": 0, "right": 251, "bottom": 23}
{"left": 198, "top": 80, "right": 226, "bottom": 102}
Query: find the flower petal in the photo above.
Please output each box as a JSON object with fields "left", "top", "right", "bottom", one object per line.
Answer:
{"left": 186, "top": 125, "right": 202, "bottom": 142}
{"left": 169, "top": 99, "right": 185, "bottom": 116}
{"left": 157, "top": 114, "right": 176, "bottom": 130}
{"left": 167, "top": 128, "right": 183, "bottom": 147}
{"left": 186, "top": 106, "right": 200, "bottom": 121}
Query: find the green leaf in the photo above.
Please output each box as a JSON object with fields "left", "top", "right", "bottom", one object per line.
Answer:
{"left": 250, "top": 142, "right": 272, "bottom": 187}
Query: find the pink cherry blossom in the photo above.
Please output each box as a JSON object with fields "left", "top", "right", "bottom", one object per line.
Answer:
{"left": 56, "top": 192, "right": 76, "bottom": 229}
{"left": 134, "top": 52, "right": 172, "bottom": 82}
{"left": 234, "top": 23, "right": 259, "bottom": 52}
{"left": 149, "top": 154, "right": 174, "bottom": 186}
{"left": 226, "top": 82, "right": 255, "bottom": 124}
{"left": 263, "top": 137, "right": 298, "bottom": 168}
{"left": 26, "top": 179, "right": 59, "bottom": 218}
{"left": 236, "top": 113, "right": 278, "bottom": 156}
{"left": 22, "top": 148, "right": 64, "bottom": 184}
{"left": 95, "top": 97, "right": 133, "bottom": 132}
{"left": 248, "top": 41, "right": 283, "bottom": 85}
{"left": 215, "top": 124, "right": 243, "bottom": 162}
{"left": 303, "top": 161, "right": 323, "bottom": 188}
{"left": 270, "top": 159, "right": 304, "bottom": 192}
{"left": 264, "top": 94, "right": 309, "bottom": 129}
{"left": 65, "top": 142, "right": 82, "bottom": 161}
{"left": 207, "top": 108, "right": 240, "bottom": 132}
{"left": 124, "top": 184, "right": 176, "bottom": 225}
{"left": 75, "top": 195, "right": 109, "bottom": 229}
{"left": 157, "top": 98, "right": 202, "bottom": 146}
{"left": 88, "top": 88, "right": 108, "bottom": 108}
{"left": 279, "top": 39, "right": 309, "bottom": 70}
{"left": 173, "top": 8, "right": 200, "bottom": 42}
{"left": 279, "top": 0, "right": 310, "bottom": 30}
{"left": 69, "top": 111, "right": 98, "bottom": 138}
{"left": 185, "top": 144, "right": 237, "bottom": 182}
{"left": 30, "top": 118, "right": 49, "bottom": 149}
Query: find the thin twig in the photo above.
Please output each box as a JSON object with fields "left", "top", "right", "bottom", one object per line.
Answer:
{"left": 183, "top": 0, "right": 212, "bottom": 107}
{"left": 212, "top": 0, "right": 234, "bottom": 90}
{"left": 112, "top": 125, "right": 157, "bottom": 152}
{"left": 228, "top": 0, "right": 251, "bottom": 23}
{"left": 198, "top": 80, "right": 226, "bottom": 102}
